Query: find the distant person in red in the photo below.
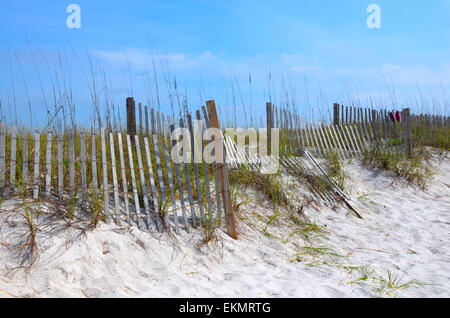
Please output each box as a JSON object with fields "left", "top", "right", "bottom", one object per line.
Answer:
{"left": 388, "top": 111, "right": 401, "bottom": 122}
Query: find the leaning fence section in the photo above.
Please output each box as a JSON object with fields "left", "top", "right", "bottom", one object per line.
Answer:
{"left": 263, "top": 103, "right": 448, "bottom": 160}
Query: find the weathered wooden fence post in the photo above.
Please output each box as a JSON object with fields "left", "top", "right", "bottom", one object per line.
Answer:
{"left": 126, "top": 97, "right": 136, "bottom": 141}
{"left": 188, "top": 112, "right": 205, "bottom": 225}
{"left": 333, "top": 103, "right": 340, "bottom": 126}
{"left": 266, "top": 102, "right": 273, "bottom": 155}
{"left": 403, "top": 108, "right": 413, "bottom": 158}
{"left": 206, "top": 100, "right": 237, "bottom": 240}
{"left": 144, "top": 105, "right": 149, "bottom": 137}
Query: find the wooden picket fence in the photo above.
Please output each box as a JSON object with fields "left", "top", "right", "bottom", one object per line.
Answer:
{"left": 264, "top": 103, "right": 449, "bottom": 159}
{"left": 0, "top": 100, "right": 240, "bottom": 238}
{"left": 6, "top": 99, "right": 441, "bottom": 236}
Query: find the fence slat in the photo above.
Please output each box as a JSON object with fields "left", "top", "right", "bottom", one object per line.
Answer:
{"left": 138, "top": 102, "right": 143, "bottom": 138}
{"left": 80, "top": 131, "right": 87, "bottom": 192}
{"left": 296, "top": 115, "right": 305, "bottom": 150}
{"left": 101, "top": 128, "right": 109, "bottom": 216}
{"left": 188, "top": 113, "right": 205, "bottom": 224}
{"left": 126, "top": 134, "right": 142, "bottom": 229}
{"left": 147, "top": 133, "right": 163, "bottom": 229}
{"left": 331, "top": 124, "right": 348, "bottom": 159}
{"left": 352, "top": 124, "right": 366, "bottom": 153}
{"left": 45, "top": 129, "right": 52, "bottom": 196}
{"left": 341, "top": 125, "right": 356, "bottom": 156}
{"left": 33, "top": 129, "right": 40, "bottom": 199}
{"left": 318, "top": 124, "right": 331, "bottom": 153}
{"left": 161, "top": 131, "right": 180, "bottom": 233}
{"left": 403, "top": 108, "right": 412, "bottom": 158}
{"left": 170, "top": 123, "right": 190, "bottom": 232}
{"left": 153, "top": 133, "right": 169, "bottom": 228}
{"left": 301, "top": 117, "right": 312, "bottom": 150}
{"left": 10, "top": 127, "right": 17, "bottom": 190}
{"left": 151, "top": 108, "right": 156, "bottom": 134}
{"left": 196, "top": 110, "right": 213, "bottom": 224}
{"left": 145, "top": 106, "right": 149, "bottom": 137}
{"left": 110, "top": 133, "right": 120, "bottom": 223}
{"left": 347, "top": 125, "right": 362, "bottom": 155}
{"left": 91, "top": 128, "right": 98, "bottom": 192}
{"left": 57, "top": 134, "right": 63, "bottom": 197}
{"left": 117, "top": 133, "right": 131, "bottom": 223}
{"left": 69, "top": 129, "right": 75, "bottom": 190}
{"left": 135, "top": 135, "right": 153, "bottom": 230}
{"left": 180, "top": 118, "right": 197, "bottom": 227}
{"left": 309, "top": 120, "right": 322, "bottom": 156}
{"left": 22, "top": 129, "right": 28, "bottom": 186}
{"left": 143, "top": 136, "right": 161, "bottom": 230}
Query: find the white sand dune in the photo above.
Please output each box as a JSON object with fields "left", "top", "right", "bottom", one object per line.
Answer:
{"left": 0, "top": 151, "right": 448, "bottom": 298}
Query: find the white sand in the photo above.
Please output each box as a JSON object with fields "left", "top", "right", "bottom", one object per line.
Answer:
{"left": 0, "top": 151, "right": 448, "bottom": 298}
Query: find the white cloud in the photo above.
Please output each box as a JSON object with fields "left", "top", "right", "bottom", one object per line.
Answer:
{"left": 92, "top": 48, "right": 216, "bottom": 72}
{"left": 92, "top": 47, "right": 450, "bottom": 106}
{"left": 93, "top": 49, "right": 327, "bottom": 79}
{"left": 332, "top": 63, "right": 450, "bottom": 87}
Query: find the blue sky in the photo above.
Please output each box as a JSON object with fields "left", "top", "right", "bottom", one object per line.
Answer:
{"left": 0, "top": 0, "right": 449, "bottom": 126}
